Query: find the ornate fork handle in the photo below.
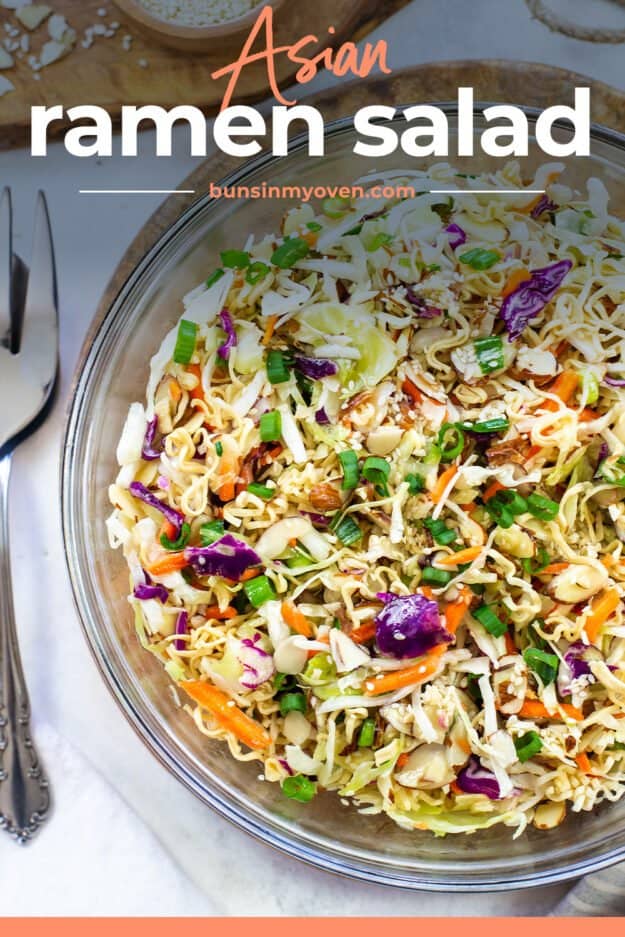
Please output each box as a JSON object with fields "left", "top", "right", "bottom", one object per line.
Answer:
{"left": 0, "top": 453, "right": 50, "bottom": 843}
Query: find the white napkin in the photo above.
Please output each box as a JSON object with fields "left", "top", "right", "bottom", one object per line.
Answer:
{"left": 0, "top": 723, "right": 216, "bottom": 916}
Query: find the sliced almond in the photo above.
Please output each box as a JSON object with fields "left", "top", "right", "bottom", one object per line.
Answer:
{"left": 0, "top": 74, "right": 15, "bottom": 97}
{"left": 533, "top": 801, "right": 566, "bottom": 830}
{"left": 0, "top": 47, "right": 14, "bottom": 69}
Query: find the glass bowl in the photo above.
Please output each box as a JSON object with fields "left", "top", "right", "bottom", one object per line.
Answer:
{"left": 62, "top": 107, "right": 625, "bottom": 890}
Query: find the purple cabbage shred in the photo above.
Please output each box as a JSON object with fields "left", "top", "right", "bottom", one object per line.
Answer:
{"left": 456, "top": 757, "right": 501, "bottom": 799}
{"left": 129, "top": 481, "right": 185, "bottom": 536}
{"left": 141, "top": 416, "right": 161, "bottom": 461}
{"left": 217, "top": 309, "right": 237, "bottom": 360}
{"left": 500, "top": 259, "right": 572, "bottom": 341}
{"left": 374, "top": 592, "right": 451, "bottom": 660}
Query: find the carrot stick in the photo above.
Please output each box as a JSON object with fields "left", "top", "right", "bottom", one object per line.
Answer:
{"left": 575, "top": 752, "right": 592, "bottom": 774}
{"left": 525, "top": 444, "right": 542, "bottom": 463}
{"left": 401, "top": 377, "right": 422, "bottom": 403}
{"left": 431, "top": 465, "right": 458, "bottom": 504}
{"left": 186, "top": 363, "right": 205, "bottom": 402}
{"left": 504, "top": 632, "right": 517, "bottom": 656}
{"left": 396, "top": 753, "right": 410, "bottom": 770}
{"left": 518, "top": 699, "right": 584, "bottom": 722}
{"left": 204, "top": 605, "right": 237, "bottom": 621}
{"left": 262, "top": 315, "right": 278, "bottom": 345}
{"left": 237, "top": 568, "right": 260, "bottom": 582}
{"left": 585, "top": 588, "right": 621, "bottom": 643}
{"left": 145, "top": 552, "right": 188, "bottom": 577}
{"left": 160, "top": 519, "right": 177, "bottom": 542}
{"left": 216, "top": 443, "right": 240, "bottom": 503}
{"left": 543, "top": 371, "right": 579, "bottom": 412}
{"left": 444, "top": 587, "right": 472, "bottom": 635}
{"left": 350, "top": 619, "right": 377, "bottom": 645}
{"left": 180, "top": 681, "right": 271, "bottom": 751}
{"left": 281, "top": 601, "right": 313, "bottom": 638}
{"left": 482, "top": 480, "right": 505, "bottom": 503}
{"left": 540, "top": 563, "right": 570, "bottom": 575}
{"left": 169, "top": 379, "right": 182, "bottom": 403}
{"left": 502, "top": 267, "right": 530, "bottom": 297}
{"left": 579, "top": 407, "right": 599, "bottom": 422}
{"left": 365, "top": 645, "right": 447, "bottom": 696}
{"left": 438, "top": 546, "right": 482, "bottom": 567}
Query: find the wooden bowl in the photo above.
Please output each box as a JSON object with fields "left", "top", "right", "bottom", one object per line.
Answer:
{"left": 112, "top": 0, "right": 286, "bottom": 53}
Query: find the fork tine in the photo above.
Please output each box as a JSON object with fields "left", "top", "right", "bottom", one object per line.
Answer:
{"left": 0, "top": 187, "right": 12, "bottom": 349}
{"left": 18, "top": 191, "right": 58, "bottom": 395}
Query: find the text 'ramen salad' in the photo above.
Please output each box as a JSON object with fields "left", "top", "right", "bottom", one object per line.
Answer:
{"left": 108, "top": 160, "right": 625, "bottom": 836}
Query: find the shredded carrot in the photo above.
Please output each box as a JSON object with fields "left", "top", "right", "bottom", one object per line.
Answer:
{"left": 461, "top": 501, "right": 478, "bottom": 514}
{"left": 540, "top": 563, "right": 570, "bottom": 575}
{"left": 525, "top": 444, "right": 542, "bottom": 463}
{"left": 419, "top": 586, "right": 435, "bottom": 599}
{"left": 543, "top": 371, "right": 579, "bottom": 412}
{"left": 160, "top": 519, "right": 177, "bottom": 542}
{"left": 552, "top": 339, "right": 570, "bottom": 358}
{"left": 145, "top": 552, "right": 188, "bottom": 577}
{"left": 401, "top": 377, "right": 422, "bottom": 403}
{"left": 396, "top": 753, "right": 410, "bottom": 769}
{"left": 482, "top": 480, "right": 505, "bottom": 503}
{"left": 502, "top": 267, "right": 531, "bottom": 297}
{"left": 579, "top": 407, "right": 599, "bottom": 422}
{"left": 438, "top": 545, "right": 482, "bottom": 567}
{"left": 186, "top": 363, "right": 204, "bottom": 402}
{"left": 281, "top": 601, "right": 313, "bottom": 638}
{"left": 518, "top": 699, "right": 584, "bottom": 722}
{"left": 262, "top": 315, "right": 278, "bottom": 345}
{"left": 302, "top": 229, "right": 318, "bottom": 248}
{"left": 238, "top": 568, "right": 260, "bottom": 582}
{"left": 216, "top": 445, "right": 240, "bottom": 503}
{"left": 585, "top": 588, "right": 621, "bottom": 643}
{"left": 169, "top": 379, "right": 182, "bottom": 403}
{"left": 450, "top": 779, "right": 464, "bottom": 795}
{"left": 204, "top": 605, "right": 237, "bottom": 621}
{"left": 575, "top": 752, "right": 592, "bottom": 774}
{"left": 365, "top": 645, "right": 447, "bottom": 696}
{"left": 444, "top": 587, "right": 472, "bottom": 635}
{"left": 601, "top": 555, "right": 616, "bottom": 569}
{"left": 504, "top": 632, "right": 517, "bottom": 656}
{"left": 431, "top": 465, "right": 458, "bottom": 504}
{"left": 180, "top": 681, "right": 271, "bottom": 751}
{"left": 350, "top": 619, "right": 377, "bottom": 645}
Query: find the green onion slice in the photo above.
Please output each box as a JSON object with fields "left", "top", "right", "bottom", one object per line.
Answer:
{"left": 266, "top": 349, "right": 291, "bottom": 384}
{"left": 462, "top": 417, "right": 510, "bottom": 434}
{"left": 523, "top": 647, "right": 559, "bottom": 686}
{"left": 339, "top": 450, "right": 360, "bottom": 490}
{"left": 247, "top": 482, "right": 275, "bottom": 500}
{"left": 243, "top": 574, "right": 276, "bottom": 608}
{"left": 173, "top": 319, "right": 198, "bottom": 365}
{"left": 220, "top": 249, "right": 250, "bottom": 269}
{"left": 306, "top": 221, "right": 322, "bottom": 232}
{"left": 423, "top": 516, "right": 457, "bottom": 545}
{"left": 459, "top": 248, "right": 500, "bottom": 270}
{"left": 474, "top": 336, "right": 504, "bottom": 374}
{"left": 357, "top": 717, "right": 376, "bottom": 748}
{"left": 473, "top": 604, "right": 507, "bottom": 637}
{"left": 205, "top": 269, "right": 225, "bottom": 288}
{"left": 281, "top": 774, "right": 317, "bottom": 803}
{"left": 160, "top": 522, "right": 191, "bottom": 551}
{"left": 245, "top": 261, "right": 270, "bottom": 285}
{"left": 406, "top": 472, "right": 425, "bottom": 494}
{"left": 215, "top": 441, "right": 223, "bottom": 457}
{"left": 438, "top": 423, "right": 465, "bottom": 462}
{"left": 332, "top": 515, "right": 363, "bottom": 546}
{"left": 259, "top": 410, "right": 282, "bottom": 443}
{"left": 200, "top": 520, "right": 225, "bottom": 546}
{"left": 271, "top": 237, "right": 310, "bottom": 269}
{"left": 514, "top": 731, "right": 543, "bottom": 763}
{"left": 279, "top": 693, "right": 307, "bottom": 717}
{"left": 362, "top": 456, "right": 390, "bottom": 496}
{"left": 526, "top": 493, "right": 559, "bottom": 520}
{"left": 421, "top": 566, "right": 453, "bottom": 586}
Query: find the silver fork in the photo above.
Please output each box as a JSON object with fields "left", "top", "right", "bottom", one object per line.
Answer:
{"left": 0, "top": 188, "right": 57, "bottom": 843}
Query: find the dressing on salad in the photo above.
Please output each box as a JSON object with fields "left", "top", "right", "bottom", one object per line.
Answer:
{"left": 107, "top": 159, "right": 625, "bottom": 836}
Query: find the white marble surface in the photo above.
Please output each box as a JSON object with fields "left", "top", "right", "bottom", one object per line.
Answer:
{"left": 2, "top": 0, "right": 625, "bottom": 916}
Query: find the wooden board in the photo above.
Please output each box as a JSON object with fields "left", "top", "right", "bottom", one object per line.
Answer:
{"left": 92, "top": 58, "right": 625, "bottom": 330}
{"left": 0, "top": 0, "right": 410, "bottom": 149}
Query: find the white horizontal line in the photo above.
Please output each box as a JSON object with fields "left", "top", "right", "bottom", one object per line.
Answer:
{"left": 429, "top": 189, "right": 545, "bottom": 195}
{"left": 79, "top": 189, "right": 196, "bottom": 195}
